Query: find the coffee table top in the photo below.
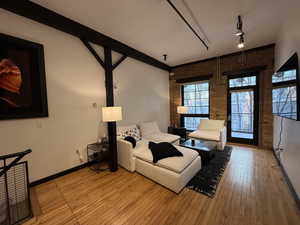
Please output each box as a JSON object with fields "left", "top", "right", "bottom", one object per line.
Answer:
{"left": 180, "top": 139, "right": 217, "bottom": 152}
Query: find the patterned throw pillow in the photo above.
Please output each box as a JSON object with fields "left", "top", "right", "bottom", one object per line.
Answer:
{"left": 117, "top": 125, "right": 142, "bottom": 141}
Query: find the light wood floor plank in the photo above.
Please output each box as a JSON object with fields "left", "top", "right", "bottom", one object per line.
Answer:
{"left": 28, "top": 145, "right": 299, "bottom": 225}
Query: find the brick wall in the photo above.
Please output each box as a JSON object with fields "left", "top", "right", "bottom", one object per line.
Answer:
{"left": 170, "top": 45, "right": 275, "bottom": 149}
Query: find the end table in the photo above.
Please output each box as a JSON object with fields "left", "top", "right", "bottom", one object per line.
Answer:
{"left": 168, "top": 126, "right": 187, "bottom": 142}
{"left": 87, "top": 142, "right": 109, "bottom": 172}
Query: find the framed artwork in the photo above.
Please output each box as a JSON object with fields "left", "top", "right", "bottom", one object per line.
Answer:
{"left": 0, "top": 33, "right": 48, "bottom": 120}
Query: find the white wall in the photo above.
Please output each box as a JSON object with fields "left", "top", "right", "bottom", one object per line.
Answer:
{"left": 275, "top": 0, "right": 300, "bottom": 70}
{"left": 273, "top": 116, "right": 300, "bottom": 198}
{"left": 274, "top": 0, "right": 300, "bottom": 199}
{"left": 0, "top": 9, "right": 169, "bottom": 182}
{"left": 114, "top": 58, "right": 170, "bottom": 132}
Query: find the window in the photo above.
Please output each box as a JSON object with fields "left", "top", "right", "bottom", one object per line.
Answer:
{"left": 229, "top": 76, "right": 256, "bottom": 88}
{"left": 272, "top": 69, "right": 297, "bottom": 120}
{"left": 272, "top": 70, "right": 297, "bottom": 83}
{"left": 181, "top": 81, "right": 209, "bottom": 130}
{"left": 228, "top": 75, "right": 257, "bottom": 142}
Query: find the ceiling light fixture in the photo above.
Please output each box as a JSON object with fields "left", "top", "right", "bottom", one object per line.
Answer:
{"left": 163, "top": 54, "right": 167, "bottom": 61}
{"left": 235, "top": 15, "right": 245, "bottom": 49}
{"left": 238, "top": 36, "right": 245, "bottom": 49}
{"left": 235, "top": 30, "right": 244, "bottom": 36}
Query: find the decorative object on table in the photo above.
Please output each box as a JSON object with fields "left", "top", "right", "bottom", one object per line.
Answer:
{"left": 87, "top": 142, "right": 109, "bottom": 172}
{"left": 186, "top": 145, "right": 232, "bottom": 197}
{"left": 168, "top": 126, "right": 187, "bottom": 142}
{"left": 102, "top": 106, "right": 122, "bottom": 172}
{"left": 191, "top": 139, "right": 195, "bottom": 146}
{"left": 0, "top": 33, "right": 48, "bottom": 120}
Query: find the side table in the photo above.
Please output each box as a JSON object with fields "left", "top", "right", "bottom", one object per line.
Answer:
{"left": 168, "top": 126, "right": 187, "bottom": 142}
{"left": 87, "top": 142, "right": 109, "bottom": 172}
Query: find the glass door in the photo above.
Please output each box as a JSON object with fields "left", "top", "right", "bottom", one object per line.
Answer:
{"left": 227, "top": 76, "right": 258, "bottom": 144}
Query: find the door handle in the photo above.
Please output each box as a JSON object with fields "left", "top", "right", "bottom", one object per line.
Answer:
{"left": 228, "top": 115, "right": 231, "bottom": 121}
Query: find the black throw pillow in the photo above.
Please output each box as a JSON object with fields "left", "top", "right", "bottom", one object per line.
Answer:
{"left": 124, "top": 136, "right": 136, "bottom": 148}
{"left": 148, "top": 141, "right": 183, "bottom": 163}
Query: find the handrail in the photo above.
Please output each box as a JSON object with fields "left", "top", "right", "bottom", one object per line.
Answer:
{"left": 0, "top": 149, "right": 32, "bottom": 177}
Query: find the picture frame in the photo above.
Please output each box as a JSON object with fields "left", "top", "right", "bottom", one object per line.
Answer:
{"left": 0, "top": 33, "right": 48, "bottom": 120}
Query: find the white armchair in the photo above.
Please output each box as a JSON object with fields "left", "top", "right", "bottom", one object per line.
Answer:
{"left": 188, "top": 119, "right": 227, "bottom": 150}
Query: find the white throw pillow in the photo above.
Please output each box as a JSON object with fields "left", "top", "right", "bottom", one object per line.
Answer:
{"left": 117, "top": 125, "right": 142, "bottom": 141}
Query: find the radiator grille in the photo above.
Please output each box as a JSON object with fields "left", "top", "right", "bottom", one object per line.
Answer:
{"left": 0, "top": 161, "right": 32, "bottom": 225}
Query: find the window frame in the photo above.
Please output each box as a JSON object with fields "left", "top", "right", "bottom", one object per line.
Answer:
{"left": 180, "top": 81, "right": 210, "bottom": 131}
{"left": 272, "top": 69, "right": 299, "bottom": 121}
{"left": 227, "top": 73, "right": 259, "bottom": 145}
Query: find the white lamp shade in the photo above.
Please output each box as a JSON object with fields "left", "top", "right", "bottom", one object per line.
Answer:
{"left": 177, "top": 106, "right": 188, "bottom": 114}
{"left": 102, "top": 107, "right": 122, "bottom": 122}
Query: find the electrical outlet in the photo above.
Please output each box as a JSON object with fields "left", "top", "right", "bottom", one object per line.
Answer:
{"left": 76, "top": 149, "right": 84, "bottom": 162}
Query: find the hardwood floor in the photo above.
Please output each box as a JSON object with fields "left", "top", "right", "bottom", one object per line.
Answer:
{"left": 24, "top": 145, "right": 299, "bottom": 225}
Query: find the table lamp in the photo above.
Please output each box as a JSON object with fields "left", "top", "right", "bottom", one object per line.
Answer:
{"left": 177, "top": 106, "right": 188, "bottom": 114}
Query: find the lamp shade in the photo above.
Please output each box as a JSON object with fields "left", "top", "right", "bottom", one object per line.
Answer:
{"left": 177, "top": 106, "right": 188, "bottom": 114}
{"left": 102, "top": 106, "right": 122, "bottom": 122}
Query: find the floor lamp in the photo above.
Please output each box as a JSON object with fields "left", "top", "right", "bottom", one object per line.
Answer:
{"left": 102, "top": 106, "right": 122, "bottom": 172}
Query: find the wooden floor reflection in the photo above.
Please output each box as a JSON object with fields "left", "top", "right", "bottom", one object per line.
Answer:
{"left": 24, "top": 145, "right": 300, "bottom": 225}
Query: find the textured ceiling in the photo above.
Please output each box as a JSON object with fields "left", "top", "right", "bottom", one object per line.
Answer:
{"left": 31, "top": 0, "right": 292, "bottom": 66}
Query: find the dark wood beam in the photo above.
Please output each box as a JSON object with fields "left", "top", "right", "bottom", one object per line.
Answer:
{"left": 222, "top": 65, "right": 267, "bottom": 77}
{"left": 175, "top": 74, "right": 213, "bottom": 83}
{"left": 0, "top": 0, "right": 170, "bottom": 72}
{"left": 112, "top": 55, "right": 127, "bottom": 70}
{"left": 104, "top": 47, "right": 118, "bottom": 172}
{"left": 81, "top": 38, "right": 105, "bottom": 69}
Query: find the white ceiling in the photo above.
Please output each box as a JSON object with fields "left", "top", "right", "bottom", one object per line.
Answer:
{"left": 31, "top": 0, "right": 290, "bottom": 66}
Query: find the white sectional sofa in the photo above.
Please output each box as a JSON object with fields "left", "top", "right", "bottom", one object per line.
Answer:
{"left": 139, "top": 121, "right": 180, "bottom": 144}
{"left": 117, "top": 123, "right": 201, "bottom": 193}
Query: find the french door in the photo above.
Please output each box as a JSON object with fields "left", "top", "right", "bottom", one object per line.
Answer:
{"left": 227, "top": 76, "right": 259, "bottom": 145}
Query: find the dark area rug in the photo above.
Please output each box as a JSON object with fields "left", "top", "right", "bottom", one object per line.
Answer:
{"left": 186, "top": 146, "right": 232, "bottom": 198}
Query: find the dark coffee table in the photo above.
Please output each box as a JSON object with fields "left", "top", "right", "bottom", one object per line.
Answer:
{"left": 180, "top": 139, "right": 217, "bottom": 165}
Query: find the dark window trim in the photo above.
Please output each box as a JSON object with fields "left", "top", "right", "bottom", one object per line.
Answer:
{"left": 272, "top": 53, "right": 299, "bottom": 121}
{"left": 272, "top": 79, "right": 297, "bottom": 88}
{"left": 176, "top": 74, "right": 213, "bottom": 83}
{"left": 180, "top": 80, "right": 210, "bottom": 130}
{"left": 223, "top": 66, "right": 266, "bottom": 77}
{"left": 227, "top": 74, "right": 259, "bottom": 145}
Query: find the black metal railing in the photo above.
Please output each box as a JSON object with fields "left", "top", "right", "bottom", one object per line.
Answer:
{"left": 0, "top": 149, "right": 32, "bottom": 225}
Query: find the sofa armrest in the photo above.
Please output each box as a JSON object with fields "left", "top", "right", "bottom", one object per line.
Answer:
{"left": 117, "top": 139, "right": 136, "bottom": 172}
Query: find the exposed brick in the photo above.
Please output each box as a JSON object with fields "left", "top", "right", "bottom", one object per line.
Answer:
{"left": 170, "top": 45, "right": 275, "bottom": 149}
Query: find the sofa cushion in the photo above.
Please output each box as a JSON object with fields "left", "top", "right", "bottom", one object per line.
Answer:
{"left": 139, "top": 121, "right": 161, "bottom": 137}
{"left": 144, "top": 132, "right": 180, "bottom": 143}
{"left": 117, "top": 125, "right": 141, "bottom": 141}
{"left": 189, "top": 130, "right": 221, "bottom": 141}
{"left": 198, "top": 119, "right": 224, "bottom": 131}
{"left": 133, "top": 144, "right": 199, "bottom": 173}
